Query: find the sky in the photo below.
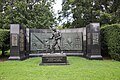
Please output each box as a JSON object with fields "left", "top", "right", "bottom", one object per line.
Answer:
{"left": 53, "top": 0, "right": 62, "bottom": 25}
{"left": 53, "top": 0, "right": 73, "bottom": 26}
{"left": 53, "top": 0, "right": 62, "bottom": 15}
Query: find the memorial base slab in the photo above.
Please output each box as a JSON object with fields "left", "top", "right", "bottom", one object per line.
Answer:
{"left": 40, "top": 53, "right": 68, "bottom": 65}
{"left": 9, "top": 55, "right": 26, "bottom": 60}
{"left": 86, "top": 55, "right": 103, "bottom": 60}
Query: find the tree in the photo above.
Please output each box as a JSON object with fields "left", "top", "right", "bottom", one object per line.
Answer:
{"left": 61, "top": 0, "right": 120, "bottom": 28}
{"left": 0, "top": 0, "right": 55, "bottom": 29}
{"left": 0, "top": 30, "right": 10, "bottom": 56}
{"left": 61, "top": 0, "right": 98, "bottom": 27}
{"left": 26, "top": 0, "right": 55, "bottom": 28}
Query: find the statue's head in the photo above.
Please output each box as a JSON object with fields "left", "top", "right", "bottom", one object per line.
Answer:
{"left": 52, "top": 27, "right": 56, "bottom": 32}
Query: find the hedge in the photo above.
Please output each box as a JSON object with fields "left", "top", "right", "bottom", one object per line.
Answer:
{"left": 0, "top": 29, "right": 10, "bottom": 55}
{"left": 101, "top": 24, "right": 120, "bottom": 61}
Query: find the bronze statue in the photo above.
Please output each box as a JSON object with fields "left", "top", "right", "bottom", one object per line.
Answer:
{"left": 49, "top": 27, "right": 61, "bottom": 53}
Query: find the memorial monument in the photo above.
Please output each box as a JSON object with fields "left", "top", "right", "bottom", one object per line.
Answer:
{"left": 41, "top": 27, "right": 68, "bottom": 65}
{"left": 9, "top": 23, "right": 102, "bottom": 61}
{"left": 9, "top": 24, "right": 27, "bottom": 60}
{"left": 86, "top": 23, "right": 102, "bottom": 59}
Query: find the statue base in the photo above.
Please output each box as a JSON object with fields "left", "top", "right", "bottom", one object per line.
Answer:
{"left": 40, "top": 53, "right": 68, "bottom": 65}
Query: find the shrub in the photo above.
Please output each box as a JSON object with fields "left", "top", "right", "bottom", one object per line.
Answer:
{"left": 0, "top": 29, "right": 10, "bottom": 56}
{"left": 101, "top": 24, "right": 120, "bottom": 61}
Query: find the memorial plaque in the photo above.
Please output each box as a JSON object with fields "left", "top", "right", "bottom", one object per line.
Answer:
{"left": 87, "top": 33, "right": 91, "bottom": 45}
{"left": 31, "top": 33, "right": 52, "bottom": 50}
{"left": 41, "top": 54, "right": 68, "bottom": 65}
{"left": 30, "top": 29, "right": 83, "bottom": 51}
{"left": 12, "top": 34, "right": 18, "bottom": 46}
{"left": 87, "top": 33, "right": 91, "bottom": 38}
{"left": 61, "top": 32, "right": 83, "bottom": 50}
{"left": 87, "top": 39, "right": 91, "bottom": 45}
{"left": 92, "top": 33, "right": 99, "bottom": 45}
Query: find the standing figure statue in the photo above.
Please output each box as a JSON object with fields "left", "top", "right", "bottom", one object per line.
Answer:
{"left": 49, "top": 27, "right": 61, "bottom": 53}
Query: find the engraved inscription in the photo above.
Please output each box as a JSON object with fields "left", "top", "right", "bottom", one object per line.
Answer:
{"left": 92, "top": 33, "right": 99, "bottom": 45}
{"left": 87, "top": 33, "right": 91, "bottom": 38}
{"left": 88, "top": 39, "right": 91, "bottom": 45}
{"left": 20, "top": 29, "right": 24, "bottom": 51}
{"left": 12, "top": 34, "right": 18, "bottom": 46}
{"left": 46, "top": 57, "right": 63, "bottom": 62}
{"left": 43, "top": 57, "right": 65, "bottom": 63}
{"left": 87, "top": 33, "right": 91, "bottom": 45}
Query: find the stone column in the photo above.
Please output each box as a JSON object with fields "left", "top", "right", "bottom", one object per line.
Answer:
{"left": 86, "top": 23, "right": 102, "bottom": 59}
{"left": 9, "top": 24, "right": 26, "bottom": 60}
{"left": 25, "top": 28, "right": 30, "bottom": 57}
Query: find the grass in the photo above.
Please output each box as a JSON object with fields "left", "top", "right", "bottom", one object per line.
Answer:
{"left": 0, "top": 57, "right": 120, "bottom": 80}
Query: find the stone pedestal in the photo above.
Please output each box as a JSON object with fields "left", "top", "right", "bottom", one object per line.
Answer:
{"left": 9, "top": 24, "right": 26, "bottom": 60}
{"left": 41, "top": 53, "right": 68, "bottom": 65}
{"left": 86, "top": 23, "right": 102, "bottom": 60}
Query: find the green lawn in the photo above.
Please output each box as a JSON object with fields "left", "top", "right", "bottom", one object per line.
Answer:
{"left": 0, "top": 57, "right": 120, "bottom": 80}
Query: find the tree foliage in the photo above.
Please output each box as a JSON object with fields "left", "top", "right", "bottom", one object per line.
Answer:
{"left": 61, "top": 0, "right": 120, "bottom": 28}
{"left": 0, "top": 29, "right": 10, "bottom": 56}
{"left": 101, "top": 24, "right": 120, "bottom": 61}
{"left": 0, "top": 0, "right": 55, "bottom": 29}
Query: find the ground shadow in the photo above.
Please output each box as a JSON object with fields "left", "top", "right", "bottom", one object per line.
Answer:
{"left": 0, "top": 55, "right": 9, "bottom": 62}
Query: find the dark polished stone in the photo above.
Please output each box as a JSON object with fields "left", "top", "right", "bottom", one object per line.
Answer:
{"left": 86, "top": 23, "right": 103, "bottom": 60}
{"left": 9, "top": 24, "right": 27, "bottom": 60}
{"left": 40, "top": 53, "right": 68, "bottom": 65}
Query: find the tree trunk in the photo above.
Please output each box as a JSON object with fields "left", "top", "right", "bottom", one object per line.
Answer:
{"left": 2, "top": 46, "right": 5, "bottom": 56}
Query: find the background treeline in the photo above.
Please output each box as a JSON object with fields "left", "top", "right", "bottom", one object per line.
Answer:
{"left": 0, "top": 0, "right": 120, "bottom": 29}
{"left": 0, "top": 0, "right": 55, "bottom": 29}
{"left": 60, "top": 0, "right": 120, "bottom": 28}
{"left": 0, "top": 29, "right": 10, "bottom": 56}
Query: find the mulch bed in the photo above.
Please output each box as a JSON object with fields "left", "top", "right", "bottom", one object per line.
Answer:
{"left": 0, "top": 55, "right": 9, "bottom": 62}
{"left": 103, "top": 57, "right": 112, "bottom": 60}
